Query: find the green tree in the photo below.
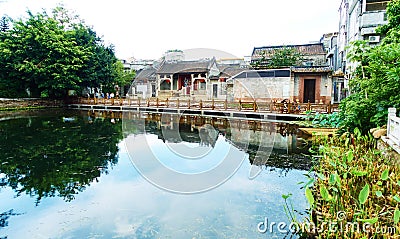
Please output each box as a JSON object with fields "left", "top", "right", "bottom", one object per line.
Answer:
{"left": 0, "top": 7, "right": 125, "bottom": 98}
{"left": 340, "top": 0, "right": 400, "bottom": 133}
{"left": 0, "top": 10, "right": 90, "bottom": 97}
{"left": 113, "top": 60, "right": 136, "bottom": 94}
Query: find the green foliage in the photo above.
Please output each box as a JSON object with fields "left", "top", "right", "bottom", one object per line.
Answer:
{"left": 305, "top": 187, "right": 315, "bottom": 208}
{"left": 311, "top": 112, "right": 341, "bottom": 128}
{"left": 394, "top": 208, "right": 400, "bottom": 224}
{"left": 0, "top": 7, "right": 126, "bottom": 98}
{"left": 301, "top": 135, "right": 400, "bottom": 238}
{"left": 376, "top": 0, "right": 400, "bottom": 39}
{"left": 339, "top": 93, "right": 377, "bottom": 133}
{"left": 340, "top": 1, "right": 400, "bottom": 133}
{"left": 252, "top": 47, "right": 304, "bottom": 69}
{"left": 358, "top": 184, "right": 370, "bottom": 205}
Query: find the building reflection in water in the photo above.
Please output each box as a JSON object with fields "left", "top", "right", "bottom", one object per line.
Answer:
{"left": 92, "top": 110, "right": 314, "bottom": 172}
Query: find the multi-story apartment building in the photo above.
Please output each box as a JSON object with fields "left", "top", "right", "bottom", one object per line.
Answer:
{"left": 324, "top": 32, "right": 348, "bottom": 103}
{"left": 328, "top": 0, "right": 388, "bottom": 102}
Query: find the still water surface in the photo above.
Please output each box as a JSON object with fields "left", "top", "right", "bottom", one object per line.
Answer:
{"left": 0, "top": 109, "right": 311, "bottom": 238}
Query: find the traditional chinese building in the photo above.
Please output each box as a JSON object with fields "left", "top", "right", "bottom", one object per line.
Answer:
{"left": 155, "top": 58, "right": 219, "bottom": 99}
{"left": 227, "top": 66, "right": 333, "bottom": 103}
{"left": 236, "top": 43, "right": 333, "bottom": 103}
{"left": 133, "top": 67, "right": 157, "bottom": 98}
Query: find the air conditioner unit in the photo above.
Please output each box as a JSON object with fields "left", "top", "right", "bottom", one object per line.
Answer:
{"left": 368, "top": 35, "right": 380, "bottom": 43}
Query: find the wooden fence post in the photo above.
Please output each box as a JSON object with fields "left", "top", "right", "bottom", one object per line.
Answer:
{"left": 188, "top": 99, "right": 191, "bottom": 109}
{"left": 177, "top": 98, "right": 180, "bottom": 109}
{"left": 166, "top": 98, "right": 169, "bottom": 107}
{"left": 199, "top": 100, "right": 203, "bottom": 110}
{"left": 327, "top": 101, "right": 332, "bottom": 114}
{"left": 156, "top": 98, "right": 159, "bottom": 108}
{"left": 111, "top": 98, "right": 115, "bottom": 105}
{"left": 224, "top": 99, "right": 228, "bottom": 111}
{"left": 138, "top": 98, "right": 141, "bottom": 107}
{"left": 288, "top": 102, "right": 292, "bottom": 114}
{"left": 212, "top": 99, "right": 215, "bottom": 110}
{"left": 253, "top": 100, "right": 257, "bottom": 112}
{"left": 307, "top": 100, "right": 311, "bottom": 111}
{"left": 239, "top": 99, "right": 242, "bottom": 111}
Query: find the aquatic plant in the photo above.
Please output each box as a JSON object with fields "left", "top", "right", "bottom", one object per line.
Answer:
{"left": 301, "top": 112, "right": 341, "bottom": 128}
{"left": 298, "top": 131, "right": 399, "bottom": 238}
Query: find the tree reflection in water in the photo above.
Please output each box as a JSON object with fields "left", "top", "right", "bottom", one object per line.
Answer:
{"left": 0, "top": 209, "right": 21, "bottom": 238}
{"left": 0, "top": 110, "right": 123, "bottom": 205}
{"left": 0, "top": 110, "right": 311, "bottom": 203}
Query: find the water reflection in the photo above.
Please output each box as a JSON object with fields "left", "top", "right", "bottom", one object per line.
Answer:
{"left": 121, "top": 111, "right": 311, "bottom": 171}
{"left": 0, "top": 109, "right": 123, "bottom": 204}
{"left": 0, "top": 109, "right": 311, "bottom": 238}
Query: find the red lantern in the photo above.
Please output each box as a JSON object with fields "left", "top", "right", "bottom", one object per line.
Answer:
{"left": 165, "top": 79, "right": 171, "bottom": 83}
{"left": 199, "top": 79, "right": 205, "bottom": 83}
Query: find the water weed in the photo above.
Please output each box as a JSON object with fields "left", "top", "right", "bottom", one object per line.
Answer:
{"left": 295, "top": 131, "right": 399, "bottom": 238}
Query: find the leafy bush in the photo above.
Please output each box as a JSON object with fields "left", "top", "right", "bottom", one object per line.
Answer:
{"left": 311, "top": 112, "right": 341, "bottom": 128}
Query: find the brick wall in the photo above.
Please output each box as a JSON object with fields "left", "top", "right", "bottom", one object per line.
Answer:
{"left": 233, "top": 77, "right": 292, "bottom": 101}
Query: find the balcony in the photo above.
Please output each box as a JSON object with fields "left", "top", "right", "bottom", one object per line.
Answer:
{"left": 366, "top": 0, "right": 388, "bottom": 12}
{"left": 361, "top": 10, "right": 387, "bottom": 35}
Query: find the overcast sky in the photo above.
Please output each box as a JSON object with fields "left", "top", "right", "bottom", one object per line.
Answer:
{"left": 0, "top": 0, "right": 342, "bottom": 60}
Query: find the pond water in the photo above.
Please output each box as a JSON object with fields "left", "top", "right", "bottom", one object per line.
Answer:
{"left": 0, "top": 109, "right": 312, "bottom": 239}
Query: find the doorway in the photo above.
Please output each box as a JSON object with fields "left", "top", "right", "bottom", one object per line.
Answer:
{"left": 212, "top": 84, "right": 218, "bottom": 98}
{"left": 151, "top": 84, "right": 156, "bottom": 97}
{"left": 303, "top": 79, "right": 316, "bottom": 103}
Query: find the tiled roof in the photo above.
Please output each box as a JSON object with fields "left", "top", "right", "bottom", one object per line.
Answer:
{"left": 291, "top": 66, "right": 333, "bottom": 73}
{"left": 157, "top": 59, "right": 214, "bottom": 74}
{"left": 134, "top": 67, "right": 156, "bottom": 81}
{"left": 252, "top": 43, "right": 326, "bottom": 59}
{"left": 218, "top": 64, "right": 246, "bottom": 78}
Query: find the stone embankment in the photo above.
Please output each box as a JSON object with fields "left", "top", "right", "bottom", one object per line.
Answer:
{"left": 0, "top": 98, "right": 64, "bottom": 110}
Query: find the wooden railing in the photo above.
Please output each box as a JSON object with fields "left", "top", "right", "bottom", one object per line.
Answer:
{"left": 388, "top": 108, "right": 400, "bottom": 146}
{"left": 71, "top": 97, "right": 339, "bottom": 114}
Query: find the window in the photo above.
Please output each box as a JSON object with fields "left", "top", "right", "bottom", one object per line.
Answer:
{"left": 199, "top": 82, "right": 206, "bottom": 90}
{"left": 275, "top": 70, "right": 290, "bottom": 77}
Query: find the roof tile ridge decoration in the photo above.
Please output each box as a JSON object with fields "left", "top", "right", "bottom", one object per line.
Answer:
{"left": 208, "top": 57, "right": 216, "bottom": 68}
{"left": 252, "top": 42, "right": 325, "bottom": 56}
{"left": 290, "top": 66, "right": 333, "bottom": 73}
{"left": 253, "top": 42, "right": 324, "bottom": 49}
